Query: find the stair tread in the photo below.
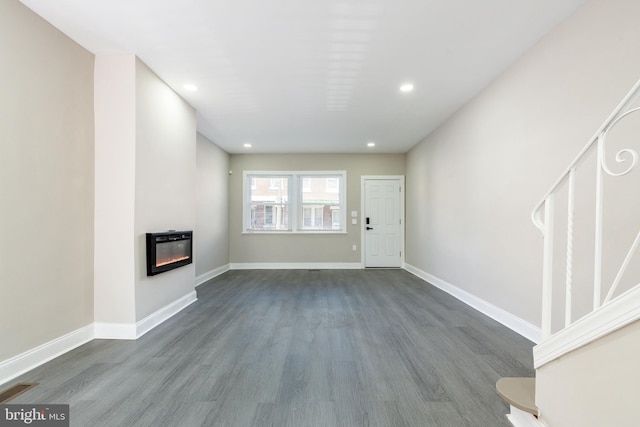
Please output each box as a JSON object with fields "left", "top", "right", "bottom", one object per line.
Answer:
{"left": 496, "top": 377, "right": 537, "bottom": 416}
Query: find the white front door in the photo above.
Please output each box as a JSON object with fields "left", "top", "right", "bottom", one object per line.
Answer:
{"left": 364, "top": 178, "right": 402, "bottom": 268}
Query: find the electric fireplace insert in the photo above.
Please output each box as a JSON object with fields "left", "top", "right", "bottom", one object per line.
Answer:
{"left": 146, "top": 230, "right": 193, "bottom": 276}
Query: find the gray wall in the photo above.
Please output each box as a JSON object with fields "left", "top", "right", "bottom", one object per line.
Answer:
{"left": 229, "top": 154, "right": 405, "bottom": 264}
{"left": 406, "top": 0, "right": 640, "bottom": 328}
{"left": 0, "top": 0, "right": 94, "bottom": 361}
{"left": 196, "top": 133, "right": 230, "bottom": 276}
{"left": 134, "top": 59, "right": 197, "bottom": 321}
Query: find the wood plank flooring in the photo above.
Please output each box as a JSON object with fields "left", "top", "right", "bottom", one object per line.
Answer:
{"left": 8, "top": 269, "right": 535, "bottom": 426}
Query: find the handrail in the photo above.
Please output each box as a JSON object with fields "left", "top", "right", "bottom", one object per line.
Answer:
{"left": 532, "top": 78, "right": 640, "bottom": 234}
{"left": 532, "top": 78, "right": 640, "bottom": 339}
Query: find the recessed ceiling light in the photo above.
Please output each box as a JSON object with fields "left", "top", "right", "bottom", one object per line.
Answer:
{"left": 184, "top": 84, "right": 198, "bottom": 91}
{"left": 243, "top": 143, "right": 252, "bottom": 148}
{"left": 399, "top": 83, "right": 414, "bottom": 93}
{"left": 367, "top": 142, "right": 376, "bottom": 147}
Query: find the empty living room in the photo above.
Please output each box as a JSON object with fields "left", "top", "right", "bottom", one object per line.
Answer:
{"left": 1, "top": 0, "right": 639, "bottom": 426}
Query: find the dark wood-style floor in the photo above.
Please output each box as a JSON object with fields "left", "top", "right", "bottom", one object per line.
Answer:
{"left": 9, "top": 269, "right": 534, "bottom": 426}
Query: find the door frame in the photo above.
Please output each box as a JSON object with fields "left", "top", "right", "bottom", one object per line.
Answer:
{"left": 360, "top": 175, "right": 405, "bottom": 268}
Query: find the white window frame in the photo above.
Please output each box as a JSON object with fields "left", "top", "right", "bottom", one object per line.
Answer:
{"left": 243, "top": 171, "right": 346, "bottom": 234}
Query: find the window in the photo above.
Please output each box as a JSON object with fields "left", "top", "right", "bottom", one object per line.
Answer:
{"left": 247, "top": 175, "right": 290, "bottom": 231}
{"left": 244, "top": 171, "right": 346, "bottom": 233}
{"left": 299, "top": 175, "right": 342, "bottom": 231}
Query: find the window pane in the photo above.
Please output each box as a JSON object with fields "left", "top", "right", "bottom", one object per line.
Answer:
{"left": 248, "top": 175, "right": 290, "bottom": 230}
{"left": 250, "top": 177, "right": 289, "bottom": 200}
{"left": 300, "top": 176, "right": 340, "bottom": 204}
{"left": 300, "top": 175, "right": 342, "bottom": 230}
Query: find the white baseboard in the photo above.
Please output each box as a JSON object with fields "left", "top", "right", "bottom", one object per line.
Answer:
{"left": 507, "top": 406, "right": 548, "bottom": 427}
{"left": 0, "top": 324, "right": 94, "bottom": 387}
{"left": 404, "top": 264, "right": 542, "bottom": 344}
{"left": 533, "top": 284, "right": 640, "bottom": 368}
{"left": 0, "top": 291, "right": 199, "bottom": 386}
{"left": 95, "top": 290, "right": 198, "bottom": 340}
{"left": 196, "top": 264, "right": 230, "bottom": 287}
{"left": 229, "top": 262, "right": 362, "bottom": 270}
{"left": 135, "top": 291, "right": 197, "bottom": 338}
{"left": 94, "top": 322, "right": 137, "bottom": 340}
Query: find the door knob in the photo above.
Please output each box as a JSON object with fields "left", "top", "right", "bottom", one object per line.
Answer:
{"left": 366, "top": 226, "right": 374, "bottom": 230}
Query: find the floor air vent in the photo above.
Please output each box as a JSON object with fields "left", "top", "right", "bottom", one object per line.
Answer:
{"left": 0, "top": 383, "right": 38, "bottom": 403}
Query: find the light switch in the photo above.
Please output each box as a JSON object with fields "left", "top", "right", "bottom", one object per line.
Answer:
{"left": 351, "top": 218, "right": 357, "bottom": 225}
{"left": 351, "top": 211, "right": 358, "bottom": 218}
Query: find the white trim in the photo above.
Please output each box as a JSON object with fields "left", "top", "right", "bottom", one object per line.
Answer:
{"left": 533, "top": 284, "right": 640, "bottom": 368}
{"left": 135, "top": 291, "right": 197, "bottom": 338}
{"left": 95, "top": 290, "right": 198, "bottom": 340}
{"left": 230, "top": 262, "right": 362, "bottom": 270}
{"left": 404, "top": 264, "right": 542, "bottom": 343}
{"left": 196, "top": 264, "right": 230, "bottom": 287}
{"left": 94, "top": 322, "right": 137, "bottom": 340}
{"left": 361, "top": 175, "right": 406, "bottom": 268}
{"left": 0, "top": 324, "right": 94, "bottom": 387}
{"left": 506, "top": 406, "right": 548, "bottom": 427}
{"left": 0, "top": 291, "right": 199, "bottom": 386}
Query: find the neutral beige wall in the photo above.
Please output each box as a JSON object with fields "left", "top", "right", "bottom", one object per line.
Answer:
{"left": 94, "top": 54, "right": 137, "bottom": 325}
{"left": 0, "top": 0, "right": 94, "bottom": 361}
{"left": 536, "top": 320, "right": 640, "bottom": 426}
{"left": 406, "top": 0, "right": 640, "bottom": 328}
{"left": 134, "top": 59, "right": 197, "bottom": 320}
{"left": 196, "top": 133, "right": 230, "bottom": 276}
{"left": 229, "top": 154, "right": 405, "bottom": 263}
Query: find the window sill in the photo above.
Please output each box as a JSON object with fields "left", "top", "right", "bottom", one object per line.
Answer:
{"left": 242, "top": 230, "right": 348, "bottom": 235}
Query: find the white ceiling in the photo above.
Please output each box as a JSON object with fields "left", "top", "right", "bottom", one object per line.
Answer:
{"left": 21, "top": 0, "right": 586, "bottom": 154}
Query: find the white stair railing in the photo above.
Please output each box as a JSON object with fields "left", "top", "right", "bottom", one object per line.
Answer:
{"left": 532, "top": 79, "right": 640, "bottom": 340}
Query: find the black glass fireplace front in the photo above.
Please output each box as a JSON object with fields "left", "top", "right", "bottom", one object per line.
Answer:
{"left": 146, "top": 231, "right": 193, "bottom": 276}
